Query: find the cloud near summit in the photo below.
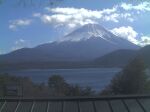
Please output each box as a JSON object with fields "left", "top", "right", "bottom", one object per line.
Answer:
{"left": 111, "top": 26, "right": 150, "bottom": 46}
{"left": 34, "top": 6, "right": 133, "bottom": 29}
{"left": 33, "top": 2, "right": 150, "bottom": 30}
{"left": 111, "top": 26, "right": 139, "bottom": 45}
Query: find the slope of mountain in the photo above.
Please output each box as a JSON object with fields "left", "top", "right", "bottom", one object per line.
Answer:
{"left": 94, "top": 45, "right": 150, "bottom": 67}
{"left": 94, "top": 49, "right": 138, "bottom": 67}
{"left": 33, "top": 24, "right": 139, "bottom": 61}
{"left": 137, "top": 45, "right": 150, "bottom": 67}
{"left": 0, "top": 24, "right": 140, "bottom": 69}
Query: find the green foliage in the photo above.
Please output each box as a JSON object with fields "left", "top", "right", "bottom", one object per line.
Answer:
{"left": 48, "top": 75, "right": 95, "bottom": 96}
{"left": 48, "top": 75, "right": 67, "bottom": 88}
{"left": 48, "top": 75, "right": 70, "bottom": 96}
{"left": 101, "top": 58, "right": 150, "bottom": 95}
{"left": 67, "top": 85, "right": 95, "bottom": 96}
{"left": 0, "top": 73, "right": 50, "bottom": 97}
{"left": 0, "top": 73, "right": 21, "bottom": 96}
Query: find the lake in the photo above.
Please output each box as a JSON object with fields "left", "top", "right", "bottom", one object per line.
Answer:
{"left": 0, "top": 68, "right": 121, "bottom": 91}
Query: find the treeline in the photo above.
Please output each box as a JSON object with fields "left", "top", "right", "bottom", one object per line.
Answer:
{"left": 1, "top": 58, "right": 150, "bottom": 97}
{"left": 0, "top": 74, "right": 95, "bottom": 97}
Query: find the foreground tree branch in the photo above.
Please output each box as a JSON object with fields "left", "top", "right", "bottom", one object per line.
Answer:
{"left": 0, "top": 0, "right": 64, "bottom": 7}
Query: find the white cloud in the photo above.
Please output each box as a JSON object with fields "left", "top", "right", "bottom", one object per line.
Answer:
{"left": 32, "top": 2, "right": 150, "bottom": 31}
{"left": 34, "top": 7, "right": 134, "bottom": 30}
{"left": 101, "top": 7, "right": 117, "bottom": 14}
{"left": 33, "top": 13, "right": 41, "bottom": 17}
{"left": 103, "top": 13, "right": 120, "bottom": 23}
{"left": 46, "top": 7, "right": 117, "bottom": 16}
{"left": 42, "top": 7, "right": 104, "bottom": 27}
{"left": 121, "top": 2, "right": 150, "bottom": 11}
{"left": 111, "top": 26, "right": 150, "bottom": 46}
{"left": 32, "top": 2, "right": 150, "bottom": 37}
{"left": 111, "top": 26, "right": 139, "bottom": 44}
{"left": 15, "top": 39, "right": 25, "bottom": 44}
{"left": 12, "top": 39, "right": 27, "bottom": 50}
{"left": 120, "top": 13, "right": 134, "bottom": 22}
{"left": 9, "top": 19, "right": 32, "bottom": 30}
{"left": 139, "top": 36, "right": 150, "bottom": 46}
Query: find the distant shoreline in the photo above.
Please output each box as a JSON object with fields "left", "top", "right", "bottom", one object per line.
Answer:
{"left": 0, "top": 66, "right": 123, "bottom": 71}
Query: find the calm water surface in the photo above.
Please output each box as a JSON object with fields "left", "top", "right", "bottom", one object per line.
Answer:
{"left": 0, "top": 68, "right": 121, "bottom": 91}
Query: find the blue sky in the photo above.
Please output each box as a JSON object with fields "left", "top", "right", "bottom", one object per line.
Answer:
{"left": 0, "top": 0, "right": 150, "bottom": 54}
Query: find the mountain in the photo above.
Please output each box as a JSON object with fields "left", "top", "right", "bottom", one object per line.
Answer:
{"left": 94, "top": 49, "right": 138, "bottom": 67}
{"left": 0, "top": 24, "right": 140, "bottom": 69}
{"left": 94, "top": 45, "right": 150, "bottom": 67}
{"left": 137, "top": 45, "right": 150, "bottom": 67}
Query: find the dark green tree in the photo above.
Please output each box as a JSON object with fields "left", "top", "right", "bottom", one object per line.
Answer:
{"left": 101, "top": 58, "right": 150, "bottom": 95}
{"left": 48, "top": 75, "right": 70, "bottom": 96}
{"left": 48, "top": 75, "right": 95, "bottom": 96}
{"left": 67, "top": 85, "right": 95, "bottom": 96}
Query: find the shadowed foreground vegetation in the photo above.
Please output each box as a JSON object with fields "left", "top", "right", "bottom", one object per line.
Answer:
{"left": 0, "top": 74, "right": 95, "bottom": 97}
{"left": 101, "top": 58, "right": 150, "bottom": 95}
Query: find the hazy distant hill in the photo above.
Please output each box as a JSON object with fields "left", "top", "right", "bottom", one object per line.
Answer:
{"left": 94, "top": 49, "right": 138, "bottom": 67}
{"left": 94, "top": 45, "right": 150, "bottom": 67}
{"left": 137, "top": 45, "right": 150, "bottom": 67}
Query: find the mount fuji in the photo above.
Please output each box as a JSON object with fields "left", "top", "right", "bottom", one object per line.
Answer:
{"left": 0, "top": 24, "right": 140, "bottom": 69}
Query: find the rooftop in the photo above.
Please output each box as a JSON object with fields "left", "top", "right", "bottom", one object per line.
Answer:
{"left": 0, "top": 95, "right": 150, "bottom": 112}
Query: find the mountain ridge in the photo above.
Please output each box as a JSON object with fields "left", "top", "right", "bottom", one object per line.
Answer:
{"left": 0, "top": 24, "right": 140, "bottom": 69}
{"left": 94, "top": 45, "right": 150, "bottom": 68}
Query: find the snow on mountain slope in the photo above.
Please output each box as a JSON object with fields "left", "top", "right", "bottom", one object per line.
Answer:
{"left": 61, "top": 24, "right": 114, "bottom": 42}
{"left": 60, "top": 24, "right": 139, "bottom": 49}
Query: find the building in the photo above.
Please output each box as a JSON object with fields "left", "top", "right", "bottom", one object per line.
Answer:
{"left": 0, "top": 95, "right": 149, "bottom": 112}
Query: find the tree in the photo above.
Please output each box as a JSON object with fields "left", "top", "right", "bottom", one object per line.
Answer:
{"left": 67, "top": 85, "right": 95, "bottom": 96}
{"left": 48, "top": 75, "right": 95, "bottom": 96}
{"left": 0, "top": 74, "right": 50, "bottom": 97}
{"left": 48, "top": 75, "right": 70, "bottom": 96}
{"left": 0, "top": 73, "right": 95, "bottom": 97}
{"left": 101, "top": 58, "right": 150, "bottom": 95}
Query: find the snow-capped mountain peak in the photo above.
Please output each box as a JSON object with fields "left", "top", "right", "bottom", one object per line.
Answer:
{"left": 60, "top": 24, "right": 116, "bottom": 42}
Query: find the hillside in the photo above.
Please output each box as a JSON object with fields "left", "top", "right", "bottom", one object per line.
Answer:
{"left": 94, "top": 49, "right": 138, "bottom": 67}
{"left": 94, "top": 45, "right": 150, "bottom": 67}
